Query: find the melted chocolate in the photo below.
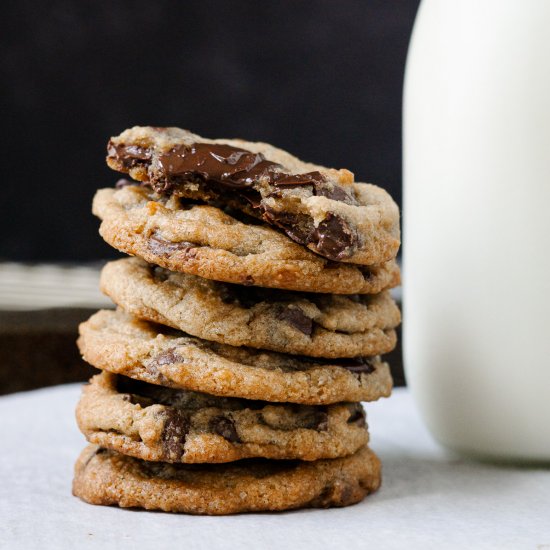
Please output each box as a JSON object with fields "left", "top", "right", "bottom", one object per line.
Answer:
{"left": 262, "top": 208, "right": 357, "bottom": 261}
{"left": 261, "top": 208, "right": 311, "bottom": 244}
{"left": 108, "top": 143, "right": 151, "bottom": 169}
{"left": 309, "top": 213, "right": 356, "bottom": 261}
{"left": 272, "top": 172, "right": 325, "bottom": 186}
{"left": 154, "top": 143, "right": 326, "bottom": 191}
{"left": 108, "top": 138, "right": 360, "bottom": 261}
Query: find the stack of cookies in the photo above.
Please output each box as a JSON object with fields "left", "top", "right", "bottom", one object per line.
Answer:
{"left": 72, "top": 127, "right": 401, "bottom": 515}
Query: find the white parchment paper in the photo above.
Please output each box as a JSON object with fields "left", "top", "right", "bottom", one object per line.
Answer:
{"left": 1, "top": 385, "right": 548, "bottom": 550}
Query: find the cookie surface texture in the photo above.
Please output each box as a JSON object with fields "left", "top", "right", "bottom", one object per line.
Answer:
{"left": 99, "top": 258, "right": 400, "bottom": 358}
{"left": 77, "top": 309, "right": 393, "bottom": 405}
{"left": 73, "top": 444, "right": 381, "bottom": 514}
{"left": 76, "top": 371, "right": 369, "bottom": 463}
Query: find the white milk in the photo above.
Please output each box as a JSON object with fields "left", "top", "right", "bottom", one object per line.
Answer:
{"left": 403, "top": 0, "right": 550, "bottom": 460}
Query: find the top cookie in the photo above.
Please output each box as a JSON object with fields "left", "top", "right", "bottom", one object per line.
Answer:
{"left": 106, "top": 126, "right": 400, "bottom": 265}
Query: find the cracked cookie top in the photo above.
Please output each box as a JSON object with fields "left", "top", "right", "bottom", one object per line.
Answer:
{"left": 106, "top": 126, "right": 400, "bottom": 264}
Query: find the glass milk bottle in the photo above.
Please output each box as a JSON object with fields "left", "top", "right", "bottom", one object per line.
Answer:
{"left": 403, "top": 0, "right": 550, "bottom": 460}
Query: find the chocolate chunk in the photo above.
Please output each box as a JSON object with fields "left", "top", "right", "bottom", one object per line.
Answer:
{"left": 108, "top": 142, "right": 151, "bottom": 169}
{"left": 261, "top": 208, "right": 312, "bottom": 244}
{"left": 313, "top": 181, "right": 354, "bottom": 203}
{"left": 108, "top": 136, "right": 331, "bottom": 193}
{"left": 162, "top": 409, "right": 189, "bottom": 460}
{"left": 272, "top": 171, "right": 325, "bottom": 187}
{"left": 346, "top": 405, "right": 366, "bottom": 427}
{"left": 309, "top": 213, "right": 357, "bottom": 261}
{"left": 360, "top": 266, "right": 373, "bottom": 280}
{"left": 301, "top": 410, "right": 329, "bottom": 431}
{"left": 263, "top": 207, "right": 357, "bottom": 261}
{"left": 337, "top": 357, "right": 377, "bottom": 375}
{"left": 148, "top": 235, "right": 197, "bottom": 257}
{"left": 209, "top": 415, "right": 241, "bottom": 443}
{"left": 145, "top": 349, "right": 185, "bottom": 386}
{"left": 277, "top": 306, "right": 313, "bottom": 336}
{"left": 218, "top": 283, "right": 256, "bottom": 307}
{"left": 155, "top": 143, "right": 280, "bottom": 189}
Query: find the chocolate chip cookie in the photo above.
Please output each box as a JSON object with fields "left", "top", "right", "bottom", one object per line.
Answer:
{"left": 93, "top": 186, "right": 400, "bottom": 294}
{"left": 106, "top": 126, "right": 400, "bottom": 264}
{"left": 78, "top": 310, "right": 393, "bottom": 404}
{"left": 77, "top": 371, "right": 369, "bottom": 463}
{"left": 73, "top": 444, "right": 381, "bottom": 514}
{"left": 99, "top": 258, "right": 400, "bottom": 358}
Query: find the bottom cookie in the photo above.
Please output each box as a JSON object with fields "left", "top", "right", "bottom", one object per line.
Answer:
{"left": 73, "top": 444, "right": 381, "bottom": 515}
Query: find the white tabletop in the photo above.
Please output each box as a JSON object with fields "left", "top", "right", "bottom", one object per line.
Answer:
{"left": 0, "top": 385, "right": 548, "bottom": 550}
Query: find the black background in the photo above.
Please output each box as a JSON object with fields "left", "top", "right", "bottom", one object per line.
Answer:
{"left": 1, "top": 0, "right": 419, "bottom": 262}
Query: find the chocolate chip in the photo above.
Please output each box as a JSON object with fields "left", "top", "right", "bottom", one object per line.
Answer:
{"left": 337, "top": 357, "right": 377, "bottom": 375}
{"left": 277, "top": 306, "right": 313, "bottom": 336}
{"left": 346, "top": 405, "right": 366, "bottom": 427}
{"left": 309, "top": 213, "right": 357, "bottom": 261}
{"left": 162, "top": 409, "right": 189, "bottom": 460}
{"left": 339, "top": 484, "right": 355, "bottom": 504}
{"left": 155, "top": 143, "right": 281, "bottom": 189}
{"left": 313, "top": 181, "right": 354, "bottom": 203}
{"left": 261, "top": 208, "right": 312, "bottom": 244}
{"left": 148, "top": 235, "right": 197, "bottom": 257}
{"left": 360, "top": 266, "right": 373, "bottom": 280}
{"left": 108, "top": 142, "right": 151, "bottom": 168}
{"left": 209, "top": 415, "right": 240, "bottom": 443}
{"left": 301, "top": 410, "right": 329, "bottom": 431}
{"left": 146, "top": 349, "right": 185, "bottom": 385}
{"left": 272, "top": 171, "right": 325, "bottom": 187}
